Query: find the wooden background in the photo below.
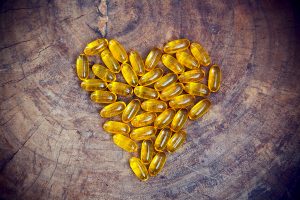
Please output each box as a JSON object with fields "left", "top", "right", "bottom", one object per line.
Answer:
{"left": 1, "top": 0, "right": 300, "bottom": 199}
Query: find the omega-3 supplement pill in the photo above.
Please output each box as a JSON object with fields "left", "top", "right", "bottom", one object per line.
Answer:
{"left": 108, "top": 39, "right": 128, "bottom": 63}
{"left": 178, "top": 69, "right": 205, "bottom": 83}
{"left": 208, "top": 64, "right": 221, "bottom": 92}
{"left": 154, "top": 108, "right": 176, "bottom": 129}
{"left": 148, "top": 152, "right": 167, "bottom": 176}
{"left": 121, "top": 63, "right": 139, "bottom": 87}
{"left": 145, "top": 48, "right": 162, "bottom": 71}
{"left": 138, "top": 68, "right": 163, "bottom": 86}
{"left": 176, "top": 51, "right": 199, "bottom": 69}
{"left": 92, "top": 64, "right": 116, "bottom": 82}
{"left": 169, "top": 94, "right": 195, "bottom": 109}
{"left": 122, "top": 99, "right": 141, "bottom": 123}
{"left": 184, "top": 82, "right": 210, "bottom": 97}
{"left": 103, "top": 121, "right": 130, "bottom": 135}
{"left": 134, "top": 86, "right": 159, "bottom": 99}
{"left": 190, "top": 42, "right": 211, "bottom": 67}
{"left": 141, "top": 140, "right": 154, "bottom": 165}
{"left": 189, "top": 99, "right": 211, "bottom": 120}
{"left": 129, "top": 157, "right": 149, "bottom": 181}
{"left": 130, "top": 126, "right": 157, "bottom": 141}
{"left": 76, "top": 54, "right": 89, "bottom": 80}
{"left": 171, "top": 109, "right": 188, "bottom": 132}
{"left": 90, "top": 90, "right": 117, "bottom": 104}
{"left": 154, "top": 73, "right": 178, "bottom": 91}
{"left": 160, "top": 83, "right": 184, "bottom": 101}
{"left": 84, "top": 38, "right": 108, "bottom": 55}
{"left": 100, "top": 49, "right": 121, "bottom": 73}
{"left": 131, "top": 112, "right": 157, "bottom": 127}
{"left": 162, "top": 54, "right": 185, "bottom": 74}
{"left": 100, "top": 101, "right": 126, "bottom": 118}
{"left": 129, "top": 50, "right": 145, "bottom": 76}
{"left": 107, "top": 82, "right": 133, "bottom": 96}
{"left": 141, "top": 99, "right": 168, "bottom": 112}
{"left": 163, "top": 39, "right": 190, "bottom": 54}
{"left": 167, "top": 130, "right": 186, "bottom": 153}
{"left": 81, "top": 79, "right": 106, "bottom": 91}
{"left": 154, "top": 128, "right": 172, "bottom": 152}
{"left": 113, "top": 134, "right": 137, "bottom": 152}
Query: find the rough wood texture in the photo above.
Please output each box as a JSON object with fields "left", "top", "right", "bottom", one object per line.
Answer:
{"left": 1, "top": 0, "right": 300, "bottom": 199}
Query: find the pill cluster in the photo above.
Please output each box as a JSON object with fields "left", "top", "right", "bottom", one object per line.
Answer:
{"left": 76, "top": 38, "right": 221, "bottom": 181}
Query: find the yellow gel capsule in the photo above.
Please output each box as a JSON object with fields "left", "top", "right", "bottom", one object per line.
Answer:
{"left": 100, "top": 49, "right": 121, "bottom": 73}
{"left": 113, "top": 134, "right": 137, "bottom": 152}
{"left": 178, "top": 69, "right": 205, "bottom": 83}
{"left": 162, "top": 54, "right": 185, "bottom": 74}
{"left": 141, "top": 99, "right": 167, "bottom": 112}
{"left": 208, "top": 64, "right": 221, "bottom": 92}
{"left": 145, "top": 48, "right": 162, "bottom": 71}
{"left": 154, "top": 73, "right": 178, "bottom": 91}
{"left": 190, "top": 42, "right": 211, "bottom": 66}
{"left": 107, "top": 82, "right": 133, "bottom": 96}
{"left": 134, "top": 86, "right": 159, "bottom": 99}
{"left": 81, "top": 79, "right": 106, "bottom": 92}
{"left": 154, "top": 128, "right": 172, "bottom": 152}
{"left": 121, "top": 63, "right": 138, "bottom": 87}
{"left": 160, "top": 83, "right": 184, "bottom": 101}
{"left": 131, "top": 112, "right": 157, "bottom": 127}
{"left": 90, "top": 90, "right": 117, "bottom": 104}
{"left": 138, "top": 68, "right": 163, "bottom": 86}
{"left": 149, "top": 152, "right": 167, "bottom": 176}
{"left": 103, "top": 121, "right": 130, "bottom": 135}
{"left": 140, "top": 140, "right": 154, "bottom": 165}
{"left": 171, "top": 109, "right": 188, "bottom": 132}
{"left": 184, "top": 83, "right": 210, "bottom": 97}
{"left": 108, "top": 39, "right": 128, "bottom": 63}
{"left": 76, "top": 54, "right": 89, "bottom": 80}
{"left": 130, "top": 126, "right": 157, "bottom": 141}
{"left": 154, "top": 108, "right": 176, "bottom": 129}
{"left": 129, "top": 51, "right": 145, "bottom": 76}
{"left": 169, "top": 94, "right": 195, "bottom": 109}
{"left": 100, "top": 101, "right": 126, "bottom": 118}
{"left": 167, "top": 130, "right": 186, "bottom": 153}
{"left": 122, "top": 99, "right": 141, "bottom": 123}
{"left": 129, "top": 157, "right": 149, "bottom": 181}
{"left": 176, "top": 51, "right": 199, "bottom": 69}
{"left": 189, "top": 99, "right": 211, "bottom": 120}
{"left": 163, "top": 39, "right": 190, "bottom": 54}
{"left": 83, "top": 38, "right": 108, "bottom": 55}
{"left": 92, "top": 64, "right": 116, "bottom": 82}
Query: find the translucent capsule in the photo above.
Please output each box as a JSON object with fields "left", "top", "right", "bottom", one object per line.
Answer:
{"left": 167, "top": 130, "right": 186, "bottom": 153}
{"left": 148, "top": 152, "right": 167, "bottom": 176}
{"left": 190, "top": 42, "right": 211, "bottom": 66}
{"left": 122, "top": 99, "right": 141, "bottom": 123}
{"left": 141, "top": 99, "right": 167, "bottom": 112}
{"left": 189, "top": 99, "right": 211, "bottom": 120}
{"left": 129, "top": 51, "right": 145, "bottom": 76}
{"left": 134, "top": 86, "right": 159, "bottom": 99}
{"left": 84, "top": 38, "right": 108, "bottom": 55}
{"left": 141, "top": 140, "right": 154, "bottom": 165}
{"left": 154, "top": 108, "right": 176, "bottom": 129}
{"left": 90, "top": 90, "right": 116, "bottom": 104}
{"left": 160, "top": 83, "right": 184, "bottom": 101}
{"left": 208, "top": 64, "right": 221, "bottom": 92}
{"left": 130, "top": 126, "right": 157, "bottom": 141}
{"left": 145, "top": 48, "right": 162, "bottom": 71}
{"left": 154, "top": 73, "right": 178, "bottom": 91}
{"left": 176, "top": 51, "right": 199, "bottom": 69}
{"left": 103, "top": 121, "right": 130, "bottom": 135}
{"left": 92, "top": 64, "right": 116, "bottom": 82}
{"left": 162, "top": 54, "right": 185, "bottom": 74}
{"left": 169, "top": 94, "right": 195, "bottom": 109}
{"left": 171, "top": 109, "right": 188, "bottom": 132}
{"left": 107, "top": 82, "right": 133, "bottom": 96}
{"left": 81, "top": 79, "right": 106, "bottom": 91}
{"left": 129, "top": 157, "right": 149, "bottom": 181}
{"left": 154, "top": 128, "right": 172, "bottom": 152}
{"left": 76, "top": 54, "right": 89, "bottom": 80}
{"left": 100, "top": 101, "right": 126, "bottom": 118}
{"left": 178, "top": 69, "right": 205, "bottom": 83}
{"left": 138, "top": 68, "right": 163, "bottom": 86}
{"left": 113, "top": 134, "right": 137, "bottom": 152}
{"left": 184, "top": 83, "right": 210, "bottom": 97}
{"left": 121, "top": 63, "right": 138, "bottom": 87}
{"left": 108, "top": 39, "right": 128, "bottom": 63}
{"left": 131, "top": 112, "right": 157, "bottom": 127}
{"left": 163, "top": 39, "right": 190, "bottom": 54}
{"left": 100, "top": 49, "right": 121, "bottom": 73}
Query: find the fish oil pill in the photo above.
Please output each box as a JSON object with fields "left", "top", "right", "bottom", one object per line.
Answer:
{"left": 92, "top": 64, "right": 116, "bottom": 82}
{"left": 131, "top": 112, "right": 157, "bottom": 127}
{"left": 108, "top": 82, "right": 133, "bottom": 97}
{"left": 90, "top": 90, "right": 117, "bottom": 104}
{"left": 176, "top": 51, "right": 199, "bottom": 69}
{"left": 184, "top": 83, "right": 210, "bottom": 97}
{"left": 163, "top": 39, "right": 190, "bottom": 54}
{"left": 167, "top": 130, "right": 186, "bottom": 153}
{"left": 162, "top": 54, "right": 185, "bottom": 74}
{"left": 149, "top": 152, "right": 167, "bottom": 176}
{"left": 171, "top": 109, "right": 188, "bottom": 132}
{"left": 208, "top": 64, "right": 221, "bottom": 92}
{"left": 154, "top": 108, "right": 176, "bottom": 129}
{"left": 154, "top": 73, "right": 178, "bottom": 91}
{"left": 122, "top": 99, "right": 141, "bottom": 123}
{"left": 145, "top": 48, "right": 162, "bottom": 71}
{"left": 138, "top": 68, "right": 163, "bottom": 86}
{"left": 81, "top": 79, "right": 106, "bottom": 91}
{"left": 100, "top": 101, "right": 126, "bottom": 118}
{"left": 108, "top": 39, "right": 128, "bottom": 63}
{"left": 189, "top": 99, "right": 211, "bottom": 120}
{"left": 84, "top": 38, "right": 108, "bottom": 55}
{"left": 130, "top": 126, "right": 157, "bottom": 141}
{"left": 129, "top": 50, "right": 145, "bottom": 76}
{"left": 134, "top": 86, "right": 159, "bottom": 99}
{"left": 113, "top": 134, "right": 138, "bottom": 152}
{"left": 154, "top": 128, "right": 172, "bottom": 152}
{"left": 169, "top": 94, "right": 195, "bottom": 109}
{"left": 100, "top": 49, "right": 121, "bottom": 73}
{"left": 129, "top": 157, "right": 149, "bottom": 181}
{"left": 103, "top": 121, "right": 130, "bottom": 135}
{"left": 141, "top": 99, "right": 167, "bottom": 112}
{"left": 141, "top": 140, "right": 154, "bottom": 164}
{"left": 178, "top": 69, "right": 205, "bottom": 83}
{"left": 160, "top": 83, "right": 184, "bottom": 101}
{"left": 190, "top": 42, "right": 211, "bottom": 66}
{"left": 76, "top": 54, "right": 89, "bottom": 80}
{"left": 121, "top": 63, "right": 138, "bottom": 87}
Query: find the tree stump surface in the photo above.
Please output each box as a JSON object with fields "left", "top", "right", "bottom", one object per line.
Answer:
{"left": 1, "top": 0, "right": 300, "bottom": 199}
